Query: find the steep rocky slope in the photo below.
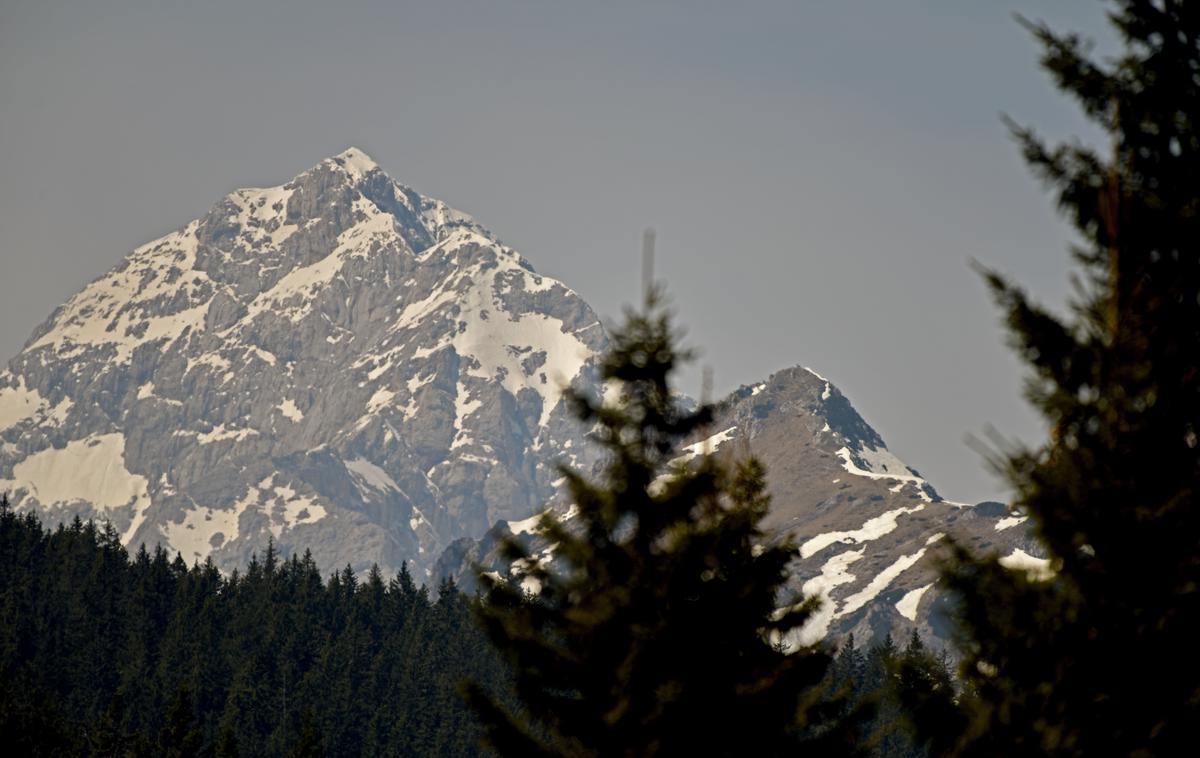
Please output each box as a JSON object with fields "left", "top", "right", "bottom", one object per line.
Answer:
{"left": 0, "top": 149, "right": 604, "bottom": 576}
{"left": 440, "top": 366, "right": 1040, "bottom": 648}
{"left": 709, "top": 367, "right": 1039, "bottom": 646}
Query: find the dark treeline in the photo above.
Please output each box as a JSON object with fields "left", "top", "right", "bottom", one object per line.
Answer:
{"left": 0, "top": 499, "right": 962, "bottom": 758}
{"left": 827, "top": 633, "right": 958, "bottom": 758}
{"left": 0, "top": 502, "right": 513, "bottom": 757}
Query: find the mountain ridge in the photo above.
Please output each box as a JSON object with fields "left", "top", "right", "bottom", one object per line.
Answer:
{"left": 0, "top": 149, "right": 1034, "bottom": 645}
{"left": 438, "top": 362, "right": 1035, "bottom": 648}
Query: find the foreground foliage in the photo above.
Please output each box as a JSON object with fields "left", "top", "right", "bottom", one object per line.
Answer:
{"left": 828, "top": 633, "right": 959, "bottom": 758}
{"left": 937, "top": 1, "right": 1200, "bottom": 755}
{"left": 0, "top": 500, "right": 511, "bottom": 757}
{"left": 469, "top": 288, "right": 847, "bottom": 757}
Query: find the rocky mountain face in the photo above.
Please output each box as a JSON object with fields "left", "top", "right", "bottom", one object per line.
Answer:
{"left": 706, "top": 367, "right": 1041, "bottom": 647}
{"left": 438, "top": 366, "right": 1042, "bottom": 648}
{"left": 0, "top": 149, "right": 1039, "bottom": 645}
{"left": 0, "top": 149, "right": 605, "bottom": 577}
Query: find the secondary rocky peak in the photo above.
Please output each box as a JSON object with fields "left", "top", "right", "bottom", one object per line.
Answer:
{"left": 438, "top": 360, "right": 1033, "bottom": 649}
{"left": 729, "top": 365, "right": 937, "bottom": 501}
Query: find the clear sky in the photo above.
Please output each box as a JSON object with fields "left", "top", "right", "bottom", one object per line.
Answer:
{"left": 0, "top": 1, "right": 1116, "bottom": 504}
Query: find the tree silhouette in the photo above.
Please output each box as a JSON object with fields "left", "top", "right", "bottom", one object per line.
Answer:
{"left": 469, "top": 286, "right": 840, "bottom": 756}
{"left": 937, "top": 2, "right": 1200, "bottom": 754}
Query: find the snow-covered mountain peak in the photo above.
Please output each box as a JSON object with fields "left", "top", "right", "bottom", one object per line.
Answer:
{"left": 1, "top": 151, "right": 606, "bottom": 576}
{"left": 326, "top": 146, "right": 382, "bottom": 179}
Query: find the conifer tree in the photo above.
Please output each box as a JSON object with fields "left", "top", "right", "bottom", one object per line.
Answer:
{"left": 156, "top": 684, "right": 202, "bottom": 758}
{"left": 215, "top": 722, "right": 240, "bottom": 758}
{"left": 0, "top": 504, "right": 509, "bottom": 756}
{"left": 938, "top": 2, "right": 1200, "bottom": 754}
{"left": 890, "top": 632, "right": 960, "bottom": 758}
{"left": 469, "top": 286, "right": 838, "bottom": 756}
{"left": 287, "top": 709, "right": 325, "bottom": 758}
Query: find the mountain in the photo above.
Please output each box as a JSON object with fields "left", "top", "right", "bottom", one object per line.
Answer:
{"left": 0, "top": 148, "right": 1036, "bottom": 644}
{"left": 438, "top": 365, "right": 1040, "bottom": 648}
{"left": 0, "top": 148, "right": 605, "bottom": 576}
{"left": 707, "top": 367, "right": 1042, "bottom": 646}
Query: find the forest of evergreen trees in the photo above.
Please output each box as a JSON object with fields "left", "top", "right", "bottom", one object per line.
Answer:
{"left": 0, "top": 501, "right": 957, "bottom": 757}
{"left": 0, "top": 502, "right": 514, "bottom": 757}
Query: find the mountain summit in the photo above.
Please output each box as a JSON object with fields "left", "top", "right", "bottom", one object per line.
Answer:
{"left": 438, "top": 363, "right": 1035, "bottom": 646}
{"left": 0, "top": 149, "right": 606, "bottom": 574}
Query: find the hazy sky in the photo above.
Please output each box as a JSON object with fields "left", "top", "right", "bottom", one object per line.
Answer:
{"left": 0, "top": 1, "right": 1116, "bottom": 504}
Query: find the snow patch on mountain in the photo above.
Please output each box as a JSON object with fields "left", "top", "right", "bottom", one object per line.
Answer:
{"left": 26, "top": 222, "right": 212, "bottom": 363}
{"left": 677, "top": 426, "right": 738, "bottom": 462}
{"left": 0, "top": 375, "right": 45, "bottom": 430}
{"left": 835, "top": 446, "right": 924, "bottom": 485}
{"left": 194, "top": 425, "right": 259, "bottom": 445}
{"left": 895, "top": 583, "right": 933, "bottom": 621}
{"left": 3, "top": 434, "right": 148, "bottom": 512}
{"left": 278, "top": 399, "right": 304, "bottom": 423}
{"left": 999, "top": 548, "right": 1055, "bottom": 580}
{"left": 835, "top": 446, "right": 935, "bottom": 502}
{"left": 800, "top": 504, "right": 926, "bottom": 559}
{"left": 839, "top": 534, "right": 942, "bottom": 617}
{"left": 795, "top": 548, "right": 865, "bottom": 646}
{"left": 162, "top": 503, "right": 249, "bottom": 563}
{"left": 804, "top": 367, "right": 833, "bottom": 400}
{"left": 345, "top": 458, "right": 403, "bottom": 499}
{"left": 328, "top": 147, "right": 380, "bottom": 180}
{"left": 508, "top": 503, "right": 579, "bottom": 537}
{"left": 256, "top": 479, "right": 328, "bottom": 539}
{"left": 995, "top": 515, "right": 1027, "bottom": 531}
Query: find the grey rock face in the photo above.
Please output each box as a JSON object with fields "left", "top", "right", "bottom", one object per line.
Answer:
{"left": 441, "top": 366, "right": 1039, "bottom": 648}
{"left": 706, "top": 367, "right": 1037, "bottom": 648}
{"left": 0, "top": 148, "right": 604, "bottom": 578}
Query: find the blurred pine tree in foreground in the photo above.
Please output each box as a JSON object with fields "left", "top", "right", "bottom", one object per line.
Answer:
{"left": 931, "top": 1, "right": 1200, "bottom": 755}
{"left": 468, "top": 286, "right": 850, "bottom": 756}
